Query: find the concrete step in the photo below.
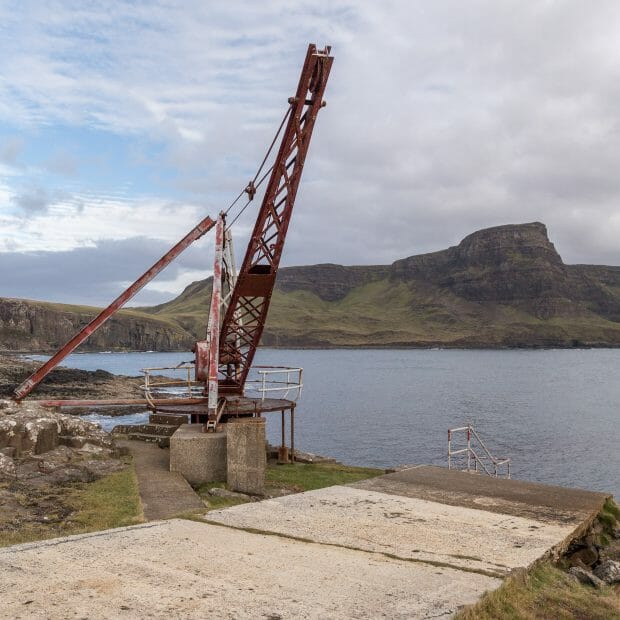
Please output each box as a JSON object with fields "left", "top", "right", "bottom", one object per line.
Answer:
{"left": 127, "top": 433, "right": 170, "bottom": 448}
{"left": 112, "top": 423, "right": 178, "bottom": 437}
{"left": 149, "top": 413, "right": 189, "bottom": 426}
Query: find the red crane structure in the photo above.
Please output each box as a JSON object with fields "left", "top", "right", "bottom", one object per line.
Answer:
{"left": 13, "top": 44, "right": 333, "bottom": 435}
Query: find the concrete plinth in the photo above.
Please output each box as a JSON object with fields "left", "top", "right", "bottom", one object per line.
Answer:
{"left": 170, "top": 423, "right": 227, "bottom": 485}
{"left": 227, "top": 418, "right": 266, "bottom": 495}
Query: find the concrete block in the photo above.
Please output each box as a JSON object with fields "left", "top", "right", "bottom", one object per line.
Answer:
{"left": 150, "top": 413, "right": 188, "bottom": 426}
{"left": 227, "top": 418, "right": 266, "bottom": 496}
{"left": 170, "top": 424, "right": 227, "bottom": 485}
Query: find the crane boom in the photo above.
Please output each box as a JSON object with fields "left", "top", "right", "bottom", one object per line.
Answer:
{"left": 218, "top": 44, "right": 333, "bottom": 394}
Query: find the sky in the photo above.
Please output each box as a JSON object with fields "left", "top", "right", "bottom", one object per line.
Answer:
{"left": 2, "top": 1, "right": 620, "bottom": 306}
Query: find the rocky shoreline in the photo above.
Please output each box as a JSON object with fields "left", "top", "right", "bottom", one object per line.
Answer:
{"left": 0, "top": 398, "right": 127, "bottom": 541}
{"left": 0, "top": 354, "right": 144, "bottom": 403}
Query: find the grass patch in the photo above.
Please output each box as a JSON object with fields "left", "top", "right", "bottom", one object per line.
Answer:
{"left": 69, "top": 467, "right": 143, "bottom": 532}
{"left": 265, "top": 461, "right": 384, "bottom": 492}
{"left": 191, "top": 462, "right": 384, "bottom": 513}
{"left": 193, "top": 481, "right": 252, "bottom": 512}
{"left": 203, "top": 495, "right": 251, "bottom": 511}
{"left": 455, "top": 561, "right": 620, "bottom": 620}
{"left": 601, "top": 498, "right": 620, "bottom": 529}
{"left": 0, "top": 466, "right": 143, "bottom": 548}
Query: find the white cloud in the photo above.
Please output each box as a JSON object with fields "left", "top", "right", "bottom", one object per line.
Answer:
{"left": 1, "top": 192, "right": 213, "bottom": 252}
{"left": 1, "top": 0, "right": 620, "bottom": 308}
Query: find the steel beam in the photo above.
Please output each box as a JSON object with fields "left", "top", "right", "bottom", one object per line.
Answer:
{"left": 219, "top": 44, "right": 333, "bottom": 394}
{"left": 14, "top": 216, "right": 216, "bottom": 401}
{"left": 205, "top": 215, "right": 225, "bottom": 422}
{"left": 36, "top": 398, "right": 210, "bottom": 408}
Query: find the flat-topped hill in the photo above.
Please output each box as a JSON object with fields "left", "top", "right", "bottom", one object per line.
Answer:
{"left": 3, "top": 222, "right": 620, "bottom": 350}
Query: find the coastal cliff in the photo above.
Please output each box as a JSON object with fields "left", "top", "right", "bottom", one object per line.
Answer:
{"left": 2, "top": 222, "right": 620, "bottom": 351}
{"left": 0, "top": 299, "right": 193, "bottom": 352}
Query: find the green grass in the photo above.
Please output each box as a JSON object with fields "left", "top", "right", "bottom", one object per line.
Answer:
{"left": 455, "top": 561, "right": 620, "bottom": 620}
{"left": 0, "top": 466, "right": 143, "bottom": 548}
{"left": 191, "top": 461, "right": 384, "bottom": 513}
{"left": 265, "top": 461, "right": 384, "bottom": 492}
{"left": 193, "top": 481, "right": 252, "bottom": 512}
{"left": 202, "top": 495, "right": 251, "bottom": 511}
{"left": 69, "top": 466, "right": 143, "bottom": 531}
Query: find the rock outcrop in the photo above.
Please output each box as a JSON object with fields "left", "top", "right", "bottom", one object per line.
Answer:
{"left": 276, "top": 263, "right": 390, "bottom": 301}
{"left": 0, "top": 399, "right": 113, "bottom": 470}
{"left": 0, "top": 355, "right": 144, "bottom": 402}
{"left": 0, "top": 399, "right": 126, "bottom": 541}
{"left": 593, "top": 559, "right": 620, "bottom": 584}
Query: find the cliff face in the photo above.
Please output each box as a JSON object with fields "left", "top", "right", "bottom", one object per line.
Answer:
{"left": 3, "top": 222, "right": 620, "bottom": 351}
{"left": 0, "top": 299, "right": 193, "bottom": 352}
{"left": 276, "top": 264, "right": 390, "bottom": 301}
{"left": 393, "top": 223, "right": 565, "bottom": 301}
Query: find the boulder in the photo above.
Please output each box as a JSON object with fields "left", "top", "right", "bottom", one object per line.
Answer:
{"left": 0, "top": 417, "right": 19, "bottom": 451}
{"left": 208, "top": 487, "right": 251, "bottom": 501}
{"left": 566, "top": 545, "right": 599, "bottom": 567}
{"left": 0, "top": 402, "right": 113, "bottom": 460}
{"left": 568, "top": 566, "right": 605, "bottom": 589}
{"left": 24, "top": 418, "right": 59, "bottom": 454}
{"left": 593, "top": 560, "right": 620, "bottom": 585}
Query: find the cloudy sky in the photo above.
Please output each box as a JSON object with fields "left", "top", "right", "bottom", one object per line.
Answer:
{"left": 2, "top": 1, "right": 620, "bottom": 306}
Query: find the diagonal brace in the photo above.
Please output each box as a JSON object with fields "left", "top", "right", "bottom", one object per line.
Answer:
{"left": 14, "top": 215, "right": 216, "bottom": 401}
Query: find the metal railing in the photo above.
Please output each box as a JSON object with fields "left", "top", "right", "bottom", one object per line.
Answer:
{"left": 141, "top": 364, "right": 203, "bottom": 407}
{"left": 447, "top": 424, "right": 511, "bottom": 479}
{"left": 245, "top": 366, "right": 303, "bottom": 401}
{"left": 141, "top": 364, "right": 303, "bottom": 405}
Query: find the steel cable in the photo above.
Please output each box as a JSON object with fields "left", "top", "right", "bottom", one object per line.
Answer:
{"left": 223, "top": 105, "right": 292, "bottom": 227}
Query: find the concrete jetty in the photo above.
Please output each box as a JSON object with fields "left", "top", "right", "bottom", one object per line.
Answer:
{"left": 0, "top": 466, "right": 609, "bottom": 619}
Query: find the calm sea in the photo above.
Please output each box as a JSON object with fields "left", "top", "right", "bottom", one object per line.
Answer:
{"left": 25, "top": 348, "right": 620, "bottom": 498}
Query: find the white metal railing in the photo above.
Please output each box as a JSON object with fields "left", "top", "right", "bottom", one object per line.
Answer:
{"left": 245, "top": 366, "right": 303, "bottom": 401}
{"left": 141, "top": 364, "right": 303, "bottom": 405}
{"left": 141, "top": 364, "right": 203, "bottom": 406}
{"left": 447, "top": 424, "right": 511, "bottom": 479}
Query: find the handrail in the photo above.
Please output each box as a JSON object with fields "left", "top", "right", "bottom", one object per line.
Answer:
{"left": 141, "top": 365, "right": 201, "bottom": 403}
{"left": 140, "top": 364, "right": 304, "bottom": 405}
{"left": 447, "top": 424, "right": 511, "bottom": 479}
{"left": 245, "top": 366, "right": 303, "bottom": 401}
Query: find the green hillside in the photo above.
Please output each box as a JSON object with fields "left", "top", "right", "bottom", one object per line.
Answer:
{"left": 3, "top": 222, "right": 620, "bottom": 351}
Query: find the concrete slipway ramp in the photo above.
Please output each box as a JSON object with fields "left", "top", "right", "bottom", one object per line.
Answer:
{"left": 0, "top": 466, "right": 609, "bottom": 619}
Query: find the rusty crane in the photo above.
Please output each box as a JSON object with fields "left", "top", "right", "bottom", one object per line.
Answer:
{"left": 13, "top": 44, "right": 333, "bottom": 436}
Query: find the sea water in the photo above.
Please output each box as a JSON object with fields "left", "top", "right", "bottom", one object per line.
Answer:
{"left": 24, "top": 348, "right": 620, "bottom": 498}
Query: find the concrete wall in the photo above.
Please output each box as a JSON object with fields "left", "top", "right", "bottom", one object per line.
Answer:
{"left": 227, "top": 418, "right": 266, "bottom": 495}
{"left": 170, "top": 424, "right": 227, "bottom": 485}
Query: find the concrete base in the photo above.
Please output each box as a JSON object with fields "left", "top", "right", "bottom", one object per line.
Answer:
{"left": 0, "top": 519, "right": 497, "bottom": 619}
{"left": 1, "top": 467, "right": 609, "bottom": 618}
{"left": 170, "top": 424, "right": 227, "bottom": 485}
{"left": 227, "top": 418, "right": 266, "bottom": 495}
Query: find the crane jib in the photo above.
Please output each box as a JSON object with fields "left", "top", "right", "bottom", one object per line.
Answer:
{"left": 218, "top": 44, "right": 333, "bottom": 395}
